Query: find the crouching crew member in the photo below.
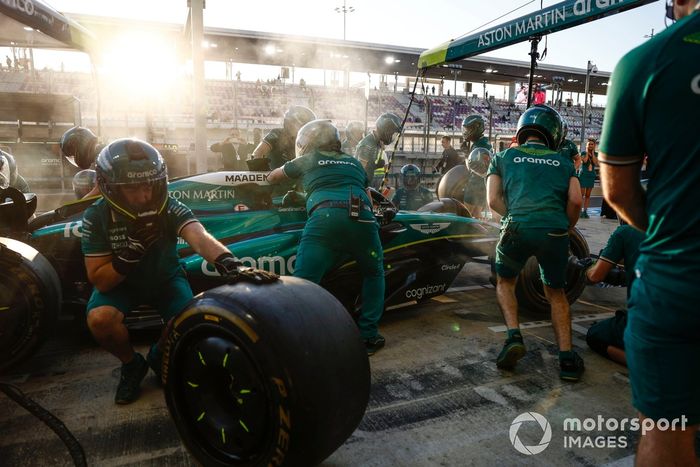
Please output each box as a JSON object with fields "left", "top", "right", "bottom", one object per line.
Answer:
{"left": 486, "top": 104, "right": 585, "bottom": 381}
{"left": 392, "top": 164, "right": 434, "bottom": 210}
{"left": 355, "top": 112, "right": 402, "bottom": 190}
{"left": 268, "top": 120, "right": 386, "bottom": 356}
{"left": 82, "top": 139, "right": 276, "bottom": 404}
{"left": 575, "top": 224, "right": 645, "bottom": 366}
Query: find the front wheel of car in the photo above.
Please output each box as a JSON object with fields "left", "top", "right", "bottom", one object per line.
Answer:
{"left": 0, "top": 237, "right": 62, "bottom": 372}
{"left": 163, "top": 276, "right": 370, "bottom": 466}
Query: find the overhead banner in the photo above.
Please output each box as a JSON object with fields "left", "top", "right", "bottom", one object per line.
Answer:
{"left": 0, "top": 0, "right": 94, "bottom": 50}
{"left": 419, "top": 0, "right": 659, "bottom": 69}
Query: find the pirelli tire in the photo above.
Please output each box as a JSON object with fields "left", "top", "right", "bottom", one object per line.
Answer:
{"left": 515, "top": 227, "right": 590, "bottom": 314}
{"left": 163, "top": 276, "right": 370, "bottom": 467}
{"left": 0, "top": 237, "right": 62, "bottom": 372}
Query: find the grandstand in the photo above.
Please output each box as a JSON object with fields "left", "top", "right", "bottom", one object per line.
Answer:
{"left": 2, "top": 67, "right": 605, "bottom": 143}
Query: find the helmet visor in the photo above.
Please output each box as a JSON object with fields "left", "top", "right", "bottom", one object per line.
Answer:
{"left": 103, "top": 176, "right": 168, "bottom": 219}
{"left": 404, "top": 173, "right": 419, "bottom": 188}
{"left": 383, "top": 131, "right": 400, "bottom": 147}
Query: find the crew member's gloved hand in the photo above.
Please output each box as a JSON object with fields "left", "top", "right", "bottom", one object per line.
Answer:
{"left": 382, "top": 207, "right": 398, "bottom": 223}
{"left": 602, "top": 266, "right": 627, "bottom": 287}
{"left": 112, "top": 219, "right": 162, "bottom": 275}
{"left": 214, "top": 252, "right": 279, "bottom": 284}
{"left": 568, "top": 255, "right": 594, "bottom": 271}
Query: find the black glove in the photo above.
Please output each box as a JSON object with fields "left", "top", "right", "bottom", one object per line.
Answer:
{"left": 214, "top": 252, "right": 279, "bottom": 284}
{"left": 603, "top": 266, "right": 627, "bottom": 287}
{"left": 568, "top": 255, "right": 594, "bottom": 271}
{"left": 112, "top": 219, "right": 161, "bottom": 275}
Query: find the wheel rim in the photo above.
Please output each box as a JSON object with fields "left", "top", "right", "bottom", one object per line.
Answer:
{"left": 173, "top": 329, "right": 270, "bottom": 463}
{"left": 520, "top": 237, "right": 587, "bottom": 308}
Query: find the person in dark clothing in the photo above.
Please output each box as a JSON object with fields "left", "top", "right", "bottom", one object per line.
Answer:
{"left": 210, "top": 130, "right": 247, "bottom": 171}
{"left": 434, "top": 136, "right": 462, "bottom": 174}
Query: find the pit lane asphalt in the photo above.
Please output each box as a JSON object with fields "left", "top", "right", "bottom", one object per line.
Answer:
{"left": 0, "top": 215, "right": 645, "bottom": 466}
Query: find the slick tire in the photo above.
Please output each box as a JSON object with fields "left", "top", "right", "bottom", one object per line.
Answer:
{"left": 0, "top": 237, "right": 61, "bottom": 372}
{"left": 163, "top": 276, "right": 370, "bottom": 467}
{"left": 516, "top": 228, "right": 590, "bottom": 314}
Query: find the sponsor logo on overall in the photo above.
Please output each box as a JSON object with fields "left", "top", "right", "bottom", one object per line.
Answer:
{"left": 441, "top": 264, "right": 462, "bottom": 271}
{"left": 318, "top": 159, "right": 354, "bottom": 166}
{"left": 508, "top": 412, "right": 689, "bottom": 455}
{"left": 202, "top": 255, "right": 296, "bottom": 276}
{"left": 409, "top": 223, "right": 450, "bottom": 234}
{"left": 405, "top": 283, "right": 446, "bottom": 299}
{"left": 513, "top": 156, "right": 560, "bottom": 166}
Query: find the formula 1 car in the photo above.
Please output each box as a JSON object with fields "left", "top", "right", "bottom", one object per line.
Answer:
{"left": 0, "top": 170, "right": 588, "bottom": 372}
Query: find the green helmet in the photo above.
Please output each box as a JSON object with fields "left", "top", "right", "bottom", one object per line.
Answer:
{"left": 375, "top": 112, "right": 402, "bottom": 146}
{"left": 345, "top": 120, "right": 365, "bottom": 143}
{"left": 467, "top": 147, "right": 492, "bottom": 178}
{"left": 462, "top": 114, "right": 485, "bottom": 141}
{"left": 295, "top": 119, "right": 342, "bottom": 158}
{"left": 400, "top": 163, "right": 421, "bottom": 189}
{"left": 516, "top": 104, "right": 564, "bottom": 150}
{"left": 95, "top": 138, "right": 168, "bottom": 220}
{"left": 0, "top": 151, "right": 10, "bottom": 189}
{"left": 1, "top": 150, "right": 19, "bottom": 186}
{"left": 72, "top": 169, "right": 96, "bottom": 199}
{"left": 283, "top": 106, "right": 317, "bottom": 137}
{"left": 60, "top": 126, "right": 98, "bottom": 169}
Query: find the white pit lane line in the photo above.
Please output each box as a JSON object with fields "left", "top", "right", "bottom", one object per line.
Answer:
{"left": 488, "top": 312, "right": 615, "bottom": 334}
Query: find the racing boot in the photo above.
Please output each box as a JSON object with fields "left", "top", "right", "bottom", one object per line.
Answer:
{"left": 365, "top": 334, "right": 386, "bottom": 356}
{"left": 146, "top": 343, "right": 163, "bottom": 385}
{"left": 496, "top": 332, "right": 526, "bottom": 370}
{"left": 115, "top": 353, "right": 149, "bottom": 405}
{"left": 559, "top": 350, "right": 585, "bottom": 382}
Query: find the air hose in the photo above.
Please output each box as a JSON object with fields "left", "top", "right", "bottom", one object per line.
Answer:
{"left": 0, "top": 382, "right": 87, "bottom": 467}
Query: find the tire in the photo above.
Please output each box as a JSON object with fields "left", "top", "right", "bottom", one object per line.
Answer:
{"left": 515, "top": 228, "right": 590, "bottom": 314}
{"left": 163, "top": 276, "right": 370, "bottom": 467}
{"left": 0, "top": 237, "right": 62, "bottom": 372}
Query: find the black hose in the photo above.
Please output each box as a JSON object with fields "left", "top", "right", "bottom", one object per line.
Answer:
{"left": 379, "top": 68, "right": 425, "bottom": 192}
{"left": 0, "top": 382, "right": 87, "bottom": 467}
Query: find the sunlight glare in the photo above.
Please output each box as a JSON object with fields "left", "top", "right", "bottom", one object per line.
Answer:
{"left": 98, "top": 31, "right": 183, "bottom": 101}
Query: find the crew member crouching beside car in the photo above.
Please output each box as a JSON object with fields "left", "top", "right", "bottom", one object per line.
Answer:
{"left": 573, "top": 223, "right": 645, "bottom": 366}
{"left": 82, "top": 138, "right": 276, "bottom": 404}
{"left": 268, "top": 119, "right": 386, "bottom": 356}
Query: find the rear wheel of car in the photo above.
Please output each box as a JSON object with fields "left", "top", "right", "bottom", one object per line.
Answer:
{"left": 515, "top": 228, "right": 590, "bottom": 314}
{"left": 163, "top": 276, "right": 370, "bottom": 467}
{"left": 0, "top": 237, "right": 62, "bottom": 372}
